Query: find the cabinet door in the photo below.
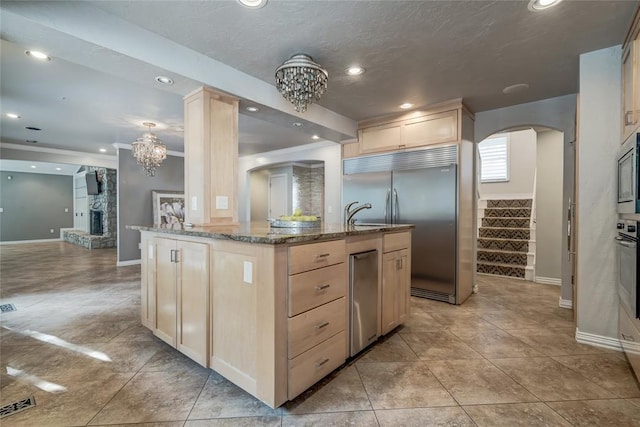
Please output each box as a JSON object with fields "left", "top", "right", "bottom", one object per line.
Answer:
{"left": 140, "top": 236, "right": 155, "bottom": 328}
{"left": 381, "top": 252, "right": 398, "bottom": 335}
{"left": 397, "top": 249, "right": 411, "bottom": 324}
{"left": 176, "top": 240, "right": 210, "bottom": 367}
{"left": 401, "top": 110, "right": 458, "bottom": 148}
{"left": 154, "top": 238, "right": 177, "bottom": 346}
{"left": 359, "top": 122, "right": 402, "bottom": 154}
{"left": 622, "top": 42, "right": 637, "bottom": 141}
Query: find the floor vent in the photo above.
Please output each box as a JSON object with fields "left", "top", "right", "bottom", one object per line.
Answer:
{"left": 411, "top": 287, "right": 455, "bottom": 304}
{"left": 0, "top": 303, "right": 17, "bottom": 313}
{"left": 0, "top": 396, "right": 35, "bottom": 418}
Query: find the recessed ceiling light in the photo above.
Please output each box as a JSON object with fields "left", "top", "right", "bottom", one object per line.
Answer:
{"left": 502, "top": 83, "right": 530, "bottom": 94}
{"left": 246, "top": 106, "right": 259, "bottom": 112}
{"left": 345, "top": 66, "right": 365, "bottom": 76}
{"left": 6, "top": 113, "right": 20, "bottom": 119}
{"left": 399, "top": 103, "right": 413, "bottom": 109}
{"left": 155, "top": 76, "right": 174, "bottom": 85}
{"left": 55, "top": 167, "right": 62, "bottom": 171}
{"left": 312, "top": 135, "right": 320, "bottom": 140}
{"left": 528, "top": 0, "right": 563, "bottom": 11}
{"left": 237, "top": 0, "right": 267, "bottom": 8}
{"left": 99, "top": 148, "right": 107, "bottom": 153}
{"left": 25, "top": 126, "right": 42, "bottom": 131}
{"left": 30, "top": 165, "right": 36, "bottom": 169}
{"left": 292, "top": 122, "right": 303, "bottom": 128}
{"left": 25, "top": 50, "right": 51, "bottom": 61}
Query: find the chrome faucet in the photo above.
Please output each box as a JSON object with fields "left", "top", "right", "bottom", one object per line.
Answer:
{"left": 346, "top": 202, "right": 372, "bottom": 225}
{"left": 344, "top": 201, "right": 359, "bottom": 225}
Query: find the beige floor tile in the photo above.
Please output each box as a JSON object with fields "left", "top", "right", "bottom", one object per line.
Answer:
{"left": 450, "top": 329, "right": 545, "bottom": 358}
{"left": 552, "top": 353, "right": 640, "bottom": 398}
{"left": 357, "top": 361, "right": 456, "bottom": 409}
{"left": 283, "top": 365, "right": 371, "bottom": 415}
{"left": 140, "top": 347, "right": 209, "bottom": 375}
{"left": 629, "top": 398, "right": 640, "bottom": 408}
{"left": 356, "top": 333, "right": 419, "bottom": 363}
{"left": 400, "top": 331, "right": 483, "bottom": 361}
{"left": 92, "top": 423, "right": 185, "bottom": 427}
{"left": 89, "top": 369, "right": 209, "bottom": 424}
{"left": 491, "top": 357, "right": 616, "bottom": 401}
{"left": 427, "top": 359, "right": 538, "bottom": 405}
{"left": 398, "top": 311, "right": 447, "bottom": 333}
{"left": 185, "top": 416, "right": 282, "bottom": 426}
{"left": 282, "top": 410, "right": 378, "bottom": 426}
{"left": 505, "top": 328, "right": 607, "bottom": 356}
{"left": 375, "top": 406, "right": 475, "bottom": 426}
{"left": 547, "top": 399, "right": 640, "bottom": 426}
{"left": 478, "top": 309, "right": 547, "bottom": 330}
{"left": 96, "top": 339, "right": 166, "bottom": 374}
{"left": 0, "top": 370, "right": 133, "bottom": 426}
{"left": 462, "top": 402, "right": 573, "bottom": 426}
{"left": 429, "top": 311, "right": 499, "bottom": 334}
{"left": 188, "top": 371, "right": 281, "bottom": 419}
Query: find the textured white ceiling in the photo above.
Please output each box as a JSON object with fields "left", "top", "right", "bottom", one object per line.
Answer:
{"left": 0, "top": 0, "right": 637, "bottom": 160}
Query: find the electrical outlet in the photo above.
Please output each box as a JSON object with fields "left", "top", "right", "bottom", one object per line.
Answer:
{"left": 191, "top": 196, "right": 197, "bottom": 211}
{"left": 243, "top": 261, "right": 253, "bottom": 284}
{"left": 138, "top": 242, "right": 142, "bottom": 250}
{"left": 216, "top": 196, "right": 229, "bottom": 210}
{"left": 50, "top": 229, "right": 54, "bottom": 233}
{"left": 327, "top": 205, "right": 333, "bottom": 214}
{"left": 64, "top": 208, "right": 69, "bottom": 212}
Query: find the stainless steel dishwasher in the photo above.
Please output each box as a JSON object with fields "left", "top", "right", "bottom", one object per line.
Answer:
{"left": 349, "top": 250, "right": 379, "bottom": 357}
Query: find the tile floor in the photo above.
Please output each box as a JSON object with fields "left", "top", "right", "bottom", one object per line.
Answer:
{"left": 1, "top": 242, "right": 639, "bottom": 426}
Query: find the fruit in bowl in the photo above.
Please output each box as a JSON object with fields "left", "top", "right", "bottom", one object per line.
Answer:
{"left": 279, "top": 209, "right": 318, "bottom": 222}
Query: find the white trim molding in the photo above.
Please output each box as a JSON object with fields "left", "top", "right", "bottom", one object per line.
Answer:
{"left": 558, "top": 297, "right": 573, "bottom": 309}
{"left": 0, "top": 238, "right": 61, "bottom": 245}
{"left": 117, "top": 259, "right": 141, "bottom": 267}
{"left": 575, "top": 329, "right": 623, "bottom": 352}
{"left": 536, "top": 276, "right": 562, "bottom": 286}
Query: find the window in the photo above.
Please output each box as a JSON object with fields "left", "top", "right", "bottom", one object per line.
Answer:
{"left": 479, "top": 135, "right": 509, "bottom": 182}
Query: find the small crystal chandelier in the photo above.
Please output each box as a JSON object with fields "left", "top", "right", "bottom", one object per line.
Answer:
{"left": 275, "top": 54, "right": 328, "bottom": 113}
{"left": 131, "top": 122, "right": 167, "bottom": 177}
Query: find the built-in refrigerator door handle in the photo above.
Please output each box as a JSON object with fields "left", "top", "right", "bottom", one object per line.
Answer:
{"left": 393, "top": 188, "right": 399, "bottom": 224}
{"left": 384, "top": 189, "right": 391, "bottom": 223}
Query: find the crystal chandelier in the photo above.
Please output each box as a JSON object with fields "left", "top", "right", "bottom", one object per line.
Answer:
{"left": 275, "top": 54, "right": 328, "bottom": 113}
{"left": 131, "top": 122, "right": 167, "bottom": 177}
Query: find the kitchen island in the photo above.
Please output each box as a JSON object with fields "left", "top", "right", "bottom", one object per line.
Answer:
{"left": 131, "top": 222, "right": 413, "bottom": 408}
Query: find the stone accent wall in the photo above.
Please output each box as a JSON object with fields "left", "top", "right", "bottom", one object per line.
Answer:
{"left": 64, "top": 166, "right": 117, "bottom": 249}
{"left": 292, "top": 166, "right": 324, "bottom": 217}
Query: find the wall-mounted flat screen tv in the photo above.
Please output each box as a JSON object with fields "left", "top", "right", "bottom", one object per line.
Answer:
{"left": 86, "top": 171, "right": 102, "bottom": 195}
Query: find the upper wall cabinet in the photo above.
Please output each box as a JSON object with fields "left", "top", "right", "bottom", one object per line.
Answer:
{"left": 346, "top": 100, "right": 471, "bottom": 158}
{"left": 622, "top": 8, "right": 640, "bottom": 142}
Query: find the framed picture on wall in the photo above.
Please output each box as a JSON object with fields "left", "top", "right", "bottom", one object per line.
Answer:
{"left": 152, "top": 190, "right": 185, "bottom": 225}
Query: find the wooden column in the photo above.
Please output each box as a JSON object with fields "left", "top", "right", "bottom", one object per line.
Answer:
{"left": 184, "top": 87, "right": 239, "bottom": 226}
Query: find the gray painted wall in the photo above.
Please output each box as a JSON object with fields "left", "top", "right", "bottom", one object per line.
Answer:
{"left": 577, "top": 46, "right": 621, "bottom": 340}
{"left": 475, "top": 94, "right": 576, "bottom": 303}
{"left": 250, "top": 169, "right": 269, "bottom": 221}
{"left": 0, "top": 171, "right": 73, "bottom": 241}
{"left": 117, "top": 148, "right": 184, "bottom": 263}
{"left": 479, "top": 129, "right": 537, "bottom": 197}
{"left": 536, "top": 130, "right": 564, "bottom": 280}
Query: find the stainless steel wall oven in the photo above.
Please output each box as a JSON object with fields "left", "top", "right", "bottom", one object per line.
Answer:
{"left": 617, "top": 220, "right": 639, "bottom": 319}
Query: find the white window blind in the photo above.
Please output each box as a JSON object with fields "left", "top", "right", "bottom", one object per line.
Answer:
{"left": 479, "top": 135, "right": 509, "bottom": 182}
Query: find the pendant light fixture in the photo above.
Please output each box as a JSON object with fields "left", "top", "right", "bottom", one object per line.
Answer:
{"left": 131, "top": 122, "right": 167, "bottom": 177}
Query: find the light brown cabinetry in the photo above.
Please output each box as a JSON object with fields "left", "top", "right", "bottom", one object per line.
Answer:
{"left": 153, "top": 237, "right": 210, "bottom": 367}
{"left": 381, "top": 232, "right": 411, "bottom": 335}
{"left": 619, "top": 303, "right": 640, "bottom": 380}
{"left": 286, "top": 239, "right": 348, "bottom": 400}
{"left": 622, "top": 10, "right": 640, "bottom": 141}
{"left": 358, "top": 109, "right": 458, "bottom": 155}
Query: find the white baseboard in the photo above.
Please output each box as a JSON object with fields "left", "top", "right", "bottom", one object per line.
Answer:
{"left": 117, "top": 259, "right": 141, "bottom": 267}
{"left": 558, "top": 297, "right": 573, "bottom": 309}
{"left": 535, "top": 276, "right": 562, "bottom": 286}
{"left": 575, "top": 329, "right": 623, "bottom": 352}
{"left": 0, "top": 238, "right": 61, "bottom": 245}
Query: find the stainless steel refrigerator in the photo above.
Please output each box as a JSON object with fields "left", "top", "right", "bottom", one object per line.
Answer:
{"left": 343, "top": 146, "right": 458, "bottom": 303}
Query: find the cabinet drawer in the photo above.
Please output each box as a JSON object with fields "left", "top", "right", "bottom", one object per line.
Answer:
{"left": 288, "top": 330, "right": 346, "bottom": 400}
{"left": 619, "top": 304, "right": 640, "bottom": 379}
{"left": 401, "top": 109, "right": 458, "bottom": 148}
{"left": 288, "top": 240, "right": 346, "bottom": 275}
{"left": 288, "top": 297, "right": 346, "bottom": 359}
{"left": 384, "top": 231, "right": 411, "bottom": 253}
{"left": 288, "top": 263, "right": 347, "bottom": 316}
{"left": 359, "top": 122, "right": 402, "bottom": 154}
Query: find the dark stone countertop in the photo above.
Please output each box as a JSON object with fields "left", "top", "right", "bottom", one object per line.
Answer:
{"left": 128, "top": 222, "right": 414, "bottom": 245}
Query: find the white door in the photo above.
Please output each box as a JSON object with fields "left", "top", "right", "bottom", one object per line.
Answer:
{"left": 268, "top": 174, "right": 288, "bottom": 219}
{"left": 74, "top": 172, "right": 88, "bottom": 232}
